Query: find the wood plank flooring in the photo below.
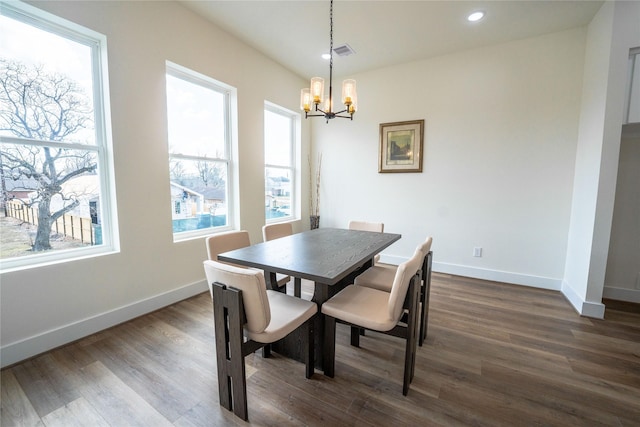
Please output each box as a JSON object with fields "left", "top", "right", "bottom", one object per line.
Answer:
{"left": 2, "top": 273, "right": 639, "bottom": 426}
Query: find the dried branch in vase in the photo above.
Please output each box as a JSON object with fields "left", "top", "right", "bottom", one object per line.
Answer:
{"left": 308, "top": 153, "right": 322, "bottom": 217}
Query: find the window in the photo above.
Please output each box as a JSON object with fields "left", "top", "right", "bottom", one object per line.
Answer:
{"left": 165, "top": 62, "right": 235, "bottom": 239}
{"left": 0, "top": 1, "right": 117, "bottom": 271}
{"left": 264, "top": 103, "right": 298, "bottom": 222}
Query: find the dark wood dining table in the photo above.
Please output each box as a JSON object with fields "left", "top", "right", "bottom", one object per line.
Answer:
{"left": 217, "top": 227, "right": 401, "bottom": 369}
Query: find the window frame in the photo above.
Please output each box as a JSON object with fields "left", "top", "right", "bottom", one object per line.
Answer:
{"left": 264, "top": 102, "right": 300, "bottom": 224}
{"left": 0, "top": 1, "right": 119, "bottom": 272}
{"left": 165, "top": 62, "right": 236, "bottom": 241}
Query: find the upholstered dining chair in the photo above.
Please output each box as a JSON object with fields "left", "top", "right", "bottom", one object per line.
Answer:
{"left": 206, "top": 230, "right": 289, "bottom": 291}
{"left": 262, "top": 222, "right": 293, "bottom": 241}
{"left": 354, "top": 237, "right": 433, "bottom": 346}
{"left": 321, "top": 247, "right": 423, "bottom": 395}
{"left": 348, "top": 220, "right": 384, "bottom": 263}
{"left": 203, "top": 260, "right": 317, "bottom": 421}
{"left": 348, "top": 220, "right": 384, "bottom": 233}
{"left": 262, "top": 222, "right": 302, "bottom": 297}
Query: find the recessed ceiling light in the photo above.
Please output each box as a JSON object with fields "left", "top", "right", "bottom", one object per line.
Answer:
{"left": 322, "top": 53, "right": 331, "bottom": 60}
{"left": 467, "top": 11, "right": 485, "bottom": 22}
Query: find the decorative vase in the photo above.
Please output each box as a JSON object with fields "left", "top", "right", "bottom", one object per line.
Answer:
{"left": 310, "top": 215, "right": 320, "bottom": 230}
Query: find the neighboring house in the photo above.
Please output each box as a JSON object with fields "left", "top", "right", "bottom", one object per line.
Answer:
{"left": 170, "top": 183, "right": 225, "bottom": 220}
{"left": 190, "top": 185, "right": 225, "bottom": 217}
{"left": 3, "top": 177, "right": 40, "bottom": 201}
{"left": 266, "top": 175, "right": 290, "bottom": 197}
{"left": 170, "top": 182, "right": 204, "bottom": 219}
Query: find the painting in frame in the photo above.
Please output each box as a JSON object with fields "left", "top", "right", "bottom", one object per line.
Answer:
{"left": 379, "top": 119, "right": 424, "bottom": 173}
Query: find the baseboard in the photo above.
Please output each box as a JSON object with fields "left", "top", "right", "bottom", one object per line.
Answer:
{"left": 0, "top": 280, "right": 208, "bottom": 368}
{"left": 433, "top": 261, "right": 563, "bottom": 291}
{"left": 378, "top": 255, "right": 563, "bottom": 291}
{"left": 603, "top": 286, "right": 640, "bottom": 303}
{"left": 561, "top": 280, "right": 605, "bottom": 319}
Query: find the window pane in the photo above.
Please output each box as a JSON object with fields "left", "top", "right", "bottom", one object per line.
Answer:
{"left": 1, "top": 142, "right": 103, "bottom": 256}
{"left": 169, "top": 158, "right": 228, "bottom": 232}
{"left": 265, "top": 166, "right": 291, "bottom": 220}
{"left": 264, "top": 109, "right": 292, "bottom": 166}
{"left": 166, "top": 63, "right": 234, "bottom": 237}
{"left": 166, "top": 74, "right": 226, "bottom": 158}
{"left": 0, "top": 14, "right": 95, "bottom": 145}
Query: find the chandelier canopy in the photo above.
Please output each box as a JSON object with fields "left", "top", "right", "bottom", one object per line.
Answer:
{"left": 300, "top": 0, "right": 357, "bottom": 122}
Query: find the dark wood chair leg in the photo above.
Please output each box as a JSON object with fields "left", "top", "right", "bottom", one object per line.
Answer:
{"left": 324, "top": 315, "right": 337, "bottom": 377}
{"left": 304, "top": 317, "right": 315, "bottom": 379}
{"left": 212, "top": 283, "right": 249, "bottom": 421}
{"left": 294, "top": 277, "right": 302, "bottom": 298}
{"left": 403, "top": 275, "right": 420, "bottom": 396}
{"left": 262, "top": 344, "right": 271, "bottom": 358}
{"left": 350, "top": 326, "right": 361, "bottom": 347}
{"left": 419, "top": 251, "right": 433, "bottom": 346}
{"left": 212, "top": 284, "right": 232, "bottom": 412}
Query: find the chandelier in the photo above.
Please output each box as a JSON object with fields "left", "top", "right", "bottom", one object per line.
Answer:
{"left": 300, "top": 0, "right": 357, "bottom": 122}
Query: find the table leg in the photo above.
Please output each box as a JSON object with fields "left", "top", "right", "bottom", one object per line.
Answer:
{"left": 269, "top": 261, "right": 374, "bottom": 371}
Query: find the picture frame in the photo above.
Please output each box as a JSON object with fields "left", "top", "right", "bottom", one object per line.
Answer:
{"left": 379, "top": 119, "right": 424, "bottom": 173}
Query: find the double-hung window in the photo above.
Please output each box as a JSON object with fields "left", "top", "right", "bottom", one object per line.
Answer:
{"left": 165, "top": 62, "right": 235, "bottom": 239}
{"left": 0, "top": 1, "right": 117, "bottom": 271}
{"left": 264, "top": 103, "right": 298, "bottom": 222}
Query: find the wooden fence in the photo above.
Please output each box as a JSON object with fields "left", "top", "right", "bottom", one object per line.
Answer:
{"left": 5, "top": 200, "right": 96, "bottom": 245}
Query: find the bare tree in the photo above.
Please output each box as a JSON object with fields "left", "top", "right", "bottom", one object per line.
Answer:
{"left": 0, "top": 59, "right": 96, "bottom": 251}
{"left": 196, "top": 159, "right": 224, "bottom": 188}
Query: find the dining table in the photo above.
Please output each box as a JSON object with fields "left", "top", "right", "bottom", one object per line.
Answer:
{"left": 217, "top": 227, "right": 401, "bottom": 369}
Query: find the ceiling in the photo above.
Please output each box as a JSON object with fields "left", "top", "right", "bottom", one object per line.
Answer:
{"left": 179, "top": 0, "right": 603, "bottom": 80}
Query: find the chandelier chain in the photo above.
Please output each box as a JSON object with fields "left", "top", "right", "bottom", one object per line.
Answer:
{"left": 329, "top": 0, "right": 333, "bottom": 72}
{"left": 328, "top": 0, "right": 334, "bottom": 114}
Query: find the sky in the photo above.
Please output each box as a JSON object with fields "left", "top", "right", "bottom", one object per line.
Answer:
{"left": 0, "top": 13, "right": 95, "bottom": 143}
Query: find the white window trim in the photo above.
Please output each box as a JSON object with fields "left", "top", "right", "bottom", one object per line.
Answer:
{"left": 264, "top": 102, "right": 301, "bottom": 224}
{"left": 166, "top": 61, "right": 237, "bottom": 242}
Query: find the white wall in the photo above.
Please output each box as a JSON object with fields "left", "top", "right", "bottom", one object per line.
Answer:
{"left": 563, "top": 1, "right": 640, "bottom": 317}
{"left": 605, "top": 125, "right": 640, "bottom": 303}
{"left": 315, "top": 28, "right": 586, "bottom": 291}
{"left": 0, "top": 0, "right": 309, "bottom": 367}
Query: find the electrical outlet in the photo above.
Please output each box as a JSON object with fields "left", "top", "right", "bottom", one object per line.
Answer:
{"left": 636, "top": 272, "right": 640, "bottom": 290}
{"left": 473, "top": 247, "right": 482, "bottom": 257}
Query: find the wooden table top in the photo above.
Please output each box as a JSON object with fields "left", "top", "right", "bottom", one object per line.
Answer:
{"left": 218, "top": 227, "right": 401, "bottom": 285}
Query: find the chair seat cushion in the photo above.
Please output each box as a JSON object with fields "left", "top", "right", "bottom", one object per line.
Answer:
{"left": 246, "top": 290, "right": 317, "bottom": 343}
{"left": 321, "top": 285, "right": 397, "bottom": 332}
{"left": 354, "top": 263, "right": 397, "bottom": 292}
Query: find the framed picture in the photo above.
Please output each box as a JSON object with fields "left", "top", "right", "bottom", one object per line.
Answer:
{"left": 379, "top": 119, "right": 424, "bottom": 173}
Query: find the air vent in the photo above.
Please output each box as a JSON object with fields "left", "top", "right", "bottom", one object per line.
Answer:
{"left": 333, "top": 44, "right": 355, "bottom": 57}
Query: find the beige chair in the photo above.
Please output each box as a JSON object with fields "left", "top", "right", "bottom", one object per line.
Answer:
{"left": 262, "top": 222, "right": 302, "bottom": 297}
{"left": 348, "top": 220, "right": 384, "bottom": 264}
{"left": 355, "top": 237, "right": 433, "bottom": 346}
{"left": 206, "top": 230, "right": 289, "bottom": 291}
{"left": 262, "top": 222, "right": 293, "bottom": 241}
{"left": 348, "top": 220, "right": 384, "bottom": 233}
{"left": 203, "top": 260, "right": 317, "bottom": 421}
{"left": 321, "top": 248, "right": 423, "bottom": 395}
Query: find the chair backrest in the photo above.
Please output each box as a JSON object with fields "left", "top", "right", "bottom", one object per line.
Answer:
{"left": 206, "top": 230, "right": 251, "bottom": 261}
{"left": 203, "top": 260, "right": 271, "bottom": 334}
{"left": 262, "top": 222, "right": 293, "bottom": 242}
{"left": 348, "top": 220, "right": 384, "bottom": 233}
{"left": 418, "top": 237, "right": 433, "bottom": 258}
{"left": 387, "top": 247, "right": 423, "bottom": 321}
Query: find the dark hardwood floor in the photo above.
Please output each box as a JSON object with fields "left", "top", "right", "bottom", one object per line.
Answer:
{"left": 2, "top": 273, "right": 639, "bottom": 426}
